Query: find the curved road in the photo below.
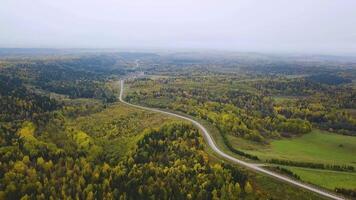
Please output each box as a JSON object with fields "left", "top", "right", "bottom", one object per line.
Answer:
{"left": 119, "top": 80, "right": 344, "bottom": 200}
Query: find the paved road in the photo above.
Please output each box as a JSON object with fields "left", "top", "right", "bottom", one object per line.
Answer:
{"left": 119, "top": 80, "right": 344, "bottom": 200}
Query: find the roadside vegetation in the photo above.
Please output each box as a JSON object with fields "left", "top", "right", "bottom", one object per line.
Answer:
{"left": 1, "top": 51, "right": 355, "bottom": 199}
{"left": 125, "top": 58, "right": 356, "bottom": 197}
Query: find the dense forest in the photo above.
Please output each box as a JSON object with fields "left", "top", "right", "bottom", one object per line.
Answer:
{"left": 0, "top": 54, "right": 258, "bottom": 200}
{"left": 1, "top": 51, "right": 355, "bottom": 199}
{"left": 0, "top": 122, "right": 253, "bottom": 199}
{"left": 126, "top": 74, "right": 355, "bottom": 141}
{"left": 124, "top": 55, "right": 356, "bottom": 198}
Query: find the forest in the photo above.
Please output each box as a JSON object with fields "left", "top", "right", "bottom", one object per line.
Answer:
{"left": 124, "top": 53, "right": 356, "bottom": 198}
{"left": 126, "top": 75, "right": 355, "bottom": 141}
{"left": 0, "top": 121, "right": 253, "bottom": 199}
{"left": 0, "top": 54, "right": 258, "bottom": 200}
{"left": 0, "top": 51, "right": 355, "bottom": 199}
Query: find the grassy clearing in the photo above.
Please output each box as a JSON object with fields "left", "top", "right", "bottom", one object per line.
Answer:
{"left": 286, "top": 167, "right": 356, "bottom": 190}
{"left": 229, "top": 129, "right": 356, "bottom": 167}
{"left": 250, "top": 173, "right": 325, "bottom": 200}
{"left": 124, "top": 82, "right": 328, "bottom": 199}
{"left": 69, "top": 103, "right": 182, "bottom": 161}
{"left": 166, "top": 113, "right": 326, "bottom": 200}
{"left": 72, "top": 103, "right": 179, "bottom": 138}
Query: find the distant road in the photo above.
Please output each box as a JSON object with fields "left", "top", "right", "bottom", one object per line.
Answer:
{"left": 119, "top": 80, "right": 345, "bottom": 200}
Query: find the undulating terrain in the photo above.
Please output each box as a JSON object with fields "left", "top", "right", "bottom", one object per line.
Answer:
{"left": 0, "top": 50, "right": 355, "bottom": 199}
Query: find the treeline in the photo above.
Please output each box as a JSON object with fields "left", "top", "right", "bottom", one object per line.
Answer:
{"left": 335, "top": 188, "right": 356, "bottom": 198}
{"left": 252, "top": 77, "right": 355, "bottom": 134}
{"left": 268, "top": 159, "right": 355, "bottom": 172}
{"left": 272, "top": 166, "right": 300, "bottom": 180}
{"left": 307, "top": 74, "right": 352, "bottom": 85}
{"left": 0, "top": 57, "right": 121, "bottom": 102}
{"left": 220, "top": 132, "right": 259, "bottom": 160}
{"left": 127, "top": 78, "right": 314, "bottom": 143}
{"left": 0, "top": 74, "right": 60, "bottom": 123}
{"left": 252, "top": 78, "right": 322, "bottom": 96}
{"left": 41, "top": 80, "right": 117, "bottom": 102}
{"left": 127, "top": 74, "right": 355, "bottom": 141}
{"left": 0, "top": 123, "right": 255, "bottom": 199}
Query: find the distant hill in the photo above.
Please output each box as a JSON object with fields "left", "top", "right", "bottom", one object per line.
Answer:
{"left": 308, "top": 74, "right": 352, "bottom": 85}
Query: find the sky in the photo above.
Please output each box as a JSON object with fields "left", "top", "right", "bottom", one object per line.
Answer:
{"left": 1, "top": 0, "right": 356, "bottom": 55}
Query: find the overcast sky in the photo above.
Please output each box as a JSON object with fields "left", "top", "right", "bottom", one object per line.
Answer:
{"left": 1, "top": 0, "right": 356, "bottom": 54}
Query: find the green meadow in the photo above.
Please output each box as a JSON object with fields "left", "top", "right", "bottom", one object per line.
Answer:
{"left": 286, "top": 167, "right": 356, "bottom": 190}
{"left": 229, "top": 130, "right": 356, "bottom": 167}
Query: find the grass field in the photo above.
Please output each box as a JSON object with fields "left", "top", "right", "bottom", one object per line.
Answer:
{"left": 123, "top": 83, "right": 328, "bottom": 199}
{"left": 286, "top": 167, "right": 356, "bottom": 190}
{"left": 250, "top": 173, "right": 325, "bottom": 200}
{"left": 228, "top": 130, "right": 356, "bottom": 167}
{"left": 69, "top": 103, "right": 182, "bottom": 162}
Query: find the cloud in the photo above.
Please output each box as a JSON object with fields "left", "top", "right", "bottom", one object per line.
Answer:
{"left": 1, "top": 0, "right": 355, "bottom": 54}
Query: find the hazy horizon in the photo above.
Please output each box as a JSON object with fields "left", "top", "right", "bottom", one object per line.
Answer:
{"left": 1, "top": 0, "right": 356, "bottom": 55}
